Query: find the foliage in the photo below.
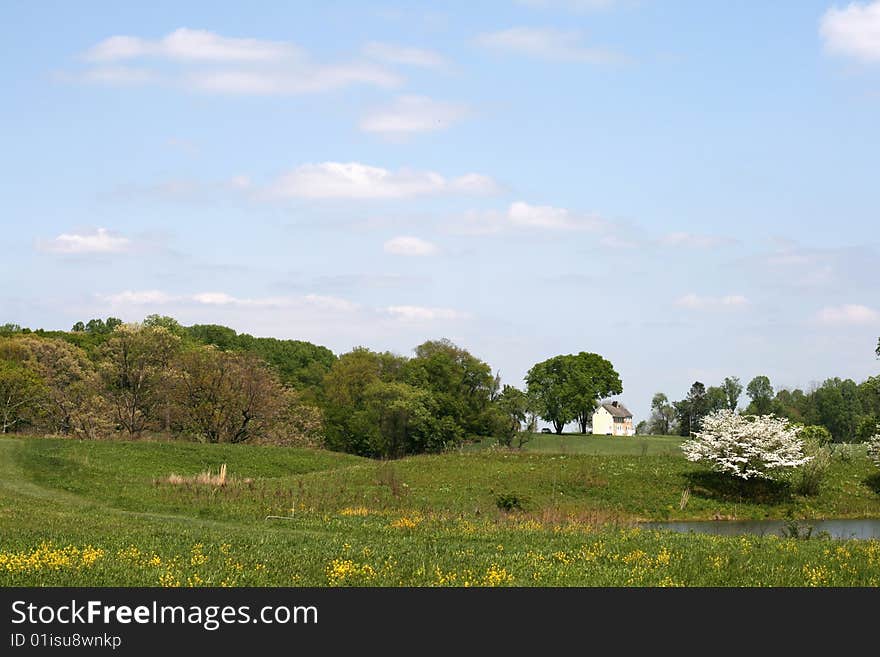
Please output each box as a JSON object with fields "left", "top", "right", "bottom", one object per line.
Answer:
{"left": 493, "top": 385, "right": 533, "bottom": 447}
{"left": 97, "top": 324, "right": 181, "bottom": 438}
{"left": 525, "top": 352, "right": 621, "bottom": 434}
{"left": 5, "top": 337, "right": 110, "bottom": 439}
{"left": 320, "top": 341, "right": 493, "bottom": 458}
{"left": 868, "top": 433, "right": 880, "bottom": 468}
{"left": 799, "top": 425, "right": 832, "bottom": 446}
{"left": 494, "top": 492, "right": 526, "bottom": 512}
{"left": 794, "top": 439, "right": 832, "bottom": 497}
{"left": 721, "top": 376, "right": 743, "bottom": 411}
{"left": 172, "top": 347, "right": 293, "bottom": 444}
{"left": 746, "top": 375, "right": 774, "bottom": 415}
{"left": 0, "top": 359, "right": 46, "bottom": 433}
{"left": 674, "top": 381, "right": 709, "bottom": 436}
{"left": 649, "top": 393, "right": 675, "bottom": 435}
{"left": 682, "top": 410, "right": 812, "bottom": 481}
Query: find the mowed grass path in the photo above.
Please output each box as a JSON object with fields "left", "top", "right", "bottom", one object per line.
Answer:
{"left": 2, "top": 437, "right": 880, "bottom": 586}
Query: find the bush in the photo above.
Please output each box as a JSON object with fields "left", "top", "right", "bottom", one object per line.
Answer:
{"left": 494, "top": 492, "right": 526, "bottom": 512}
{"left": 868, "top": 434, "right": 880, "bottom": 468}
{"left": 799, "top": 425, "right": 832, "bottom": 446}
{"left": 794, "top": 446, "right": 831, "bottom": 497}
{"left": 681, "top": 410, "right": 812, "bottom": 481}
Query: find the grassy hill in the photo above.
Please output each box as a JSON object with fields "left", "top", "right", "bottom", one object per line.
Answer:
{"left": 2, "top": 436, "right": 880, "bottom": 586}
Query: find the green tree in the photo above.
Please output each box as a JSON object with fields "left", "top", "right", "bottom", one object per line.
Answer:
{"left": 649, "top": 392, "right": 675, "bottom": 435}
{"left": 98, "top": 324, "right": 180, "bottom": 437}
{"left": 674, "top": 381, "right": 708, "bottom": 436}
{"left": 814, "top": 378, "right": 861, "bottom": 442}
{"left": 567, "top": 352, "right": 623, "bottom": 434}
{"left": 493, "top": 384, "right": 533, "bottom": 447}
{"left": 525, "top": 355, "right": 576, "bottom": 434}
{"left": 0, "top": 359, "right": 46, "bottom": 433}
{"left": 0, "top": 337, "right": 109, "bottom": 438}
{"left": 403, "top": 339, "right": 495, "bottom": 438}
{"left": 143, "top": 314, "right": 186, "bottom": 337}
{"left": 721, "top": 376, "right": 743, "bottom": 411}
{"left": 173, "top": 347, "right": 289, "bottom": 444}
{"left": 746, "top": 375, "right": 774, "bottom": 415}
{"left": 706, "top": 386, "right": 729, "bottom": 414}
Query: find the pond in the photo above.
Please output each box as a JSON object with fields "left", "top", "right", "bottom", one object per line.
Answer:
{"left": 641, "top": 519, "right": 880, "bottom": 540}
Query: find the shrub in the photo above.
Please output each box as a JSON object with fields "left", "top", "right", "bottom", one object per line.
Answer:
{"left": 799, "top": 425, "right": 832, "bottom": 446}
{"left": 794, "top": 446, "right": 831, "bottom": 497}
{"left": 681, "top": 410, "right": 811, "bottom": 480}
{"left": 868, "top": 433, "right": 880, "bottom": 468}
{"left": 494, "top": 492, "right": 526, "bottom": 512}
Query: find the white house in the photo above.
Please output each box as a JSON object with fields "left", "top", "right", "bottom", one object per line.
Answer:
{"left": 592, "top": 401, "right": 635, "bottom": 436}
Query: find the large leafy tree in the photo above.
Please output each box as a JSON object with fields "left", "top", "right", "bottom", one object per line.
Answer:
{"left": 649, "top": 392, "right": 675, "bottom": 435}
{"left": 525, "top": 355, "right": 576, "bottom": 434}
{"left": 403, "top": 339, "right": 496, "bottom": 438}
{"left": 525, "top": 352, "right": 620, "bottom": 434}
{"left": 814, "top": 377, "right": 862, "bottom": 442}
{"left": 492, "top": 384, "right": 534, "bottom": 447}
{"left": 172, "top": 347, "right": 291, "bottom": 444}
{"left": 0, "top": 358, "right": 46, "bottom": 433}
{"left": 746, "top": 375, "right": 774, "bottom": 415}
{"left": 567, "top": 352, "right": 623, "bottom": 434}
{"left": 674, "top": 381, "right": 708, "bottom": 436}
{"left": 0, "top": 337, "right": 109, "bottom": 438}
{"left": 721, "top": 376, "right": 743, "bottom": 411}
{"left": 682, "top": 410, "right": 811, "bottom": 480}
{"left": 98, "top": 324, "right": 180, "bottom": 438}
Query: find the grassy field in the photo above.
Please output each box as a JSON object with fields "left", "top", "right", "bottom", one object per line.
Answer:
{"left": 2, "top": 436, "right": 880, "bottom": 586}
{"left": 469, "top": 432, "right": 686, "bottom": 455}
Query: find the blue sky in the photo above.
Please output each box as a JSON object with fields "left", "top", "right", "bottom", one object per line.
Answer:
{"left": 3, "top": 0, "right": 879, "bottom": 421}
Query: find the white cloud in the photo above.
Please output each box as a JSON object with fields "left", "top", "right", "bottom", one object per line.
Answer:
{"left": 461, "top": 201, "right": 607, "bottom": 234}
{"left": 476, "top": 27, "right": 623, "bottom": 63}
{"left": 363, "top": 42, "right": 449, "bottom": 69}
{"left": 104, "top": 290, "right": 177, "bottom": 304}
{"left": 384, "top": 236, "right": 438, "bottom": 256}
{"left": 360, "top": 95, "right": 469, "bottom": 137}
{"left": 184, "top": 64, "right": 399, "bottom": 95}
{"left": 191, "top": 292, "right": 239, "bottom": 305}
{"left": 75, "top": 28, "right": 401, "bottom": 95}
{"left": 816, "top": 304, "right": 880, "bottom": 325}
{"left": 85, "top": 28, "right": 301, "bottom": 62}
{"left": 39, "top": 228, "right": 131, "bottom": 254}
{"left": 77, "top": 66, "right": 162, "bottom": 85}
{"left": 269, "top": 162, "right": 499, "bottom": 200}
{"left": 102, "top": 289, "right": 358, "bottom": 312}
{"left": 385, "top": 305, "right": 469, "bottom": 321}
{"left": 303, "top": 294, "right": 360, "bottom": 312}
{"left": 675, "top": 294, "right": 750, "bottom": 310}
{"left": 820, "top": 1, "right": 880, "bottom": 62}
{"left": 659, "top": 232, "right": 736, "bottom": 249}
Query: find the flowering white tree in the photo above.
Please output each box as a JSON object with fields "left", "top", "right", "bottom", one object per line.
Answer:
{"left": 681, "top": 410, "right": 812, "bottom": 480}
{"left": 867, "top": 432, "right": 880, "bottom": 468}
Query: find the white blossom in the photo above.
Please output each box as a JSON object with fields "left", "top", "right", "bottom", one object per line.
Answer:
{"left": 681, "top": 410, "right": 812, "bottom": 480}
{"left": 867, "top": 433, "right": 880, "bottom": 468}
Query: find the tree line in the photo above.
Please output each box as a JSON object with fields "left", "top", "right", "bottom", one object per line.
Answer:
{"left": 0, "top": 317, "right": 624, "bottom": 458}
{"left": 647, "top": 370, "right": 880, "bottom": 443}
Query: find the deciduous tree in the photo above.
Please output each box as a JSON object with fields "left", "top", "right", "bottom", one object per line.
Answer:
{"left": 682, "top": 410, "right": 812, "bottom": 480}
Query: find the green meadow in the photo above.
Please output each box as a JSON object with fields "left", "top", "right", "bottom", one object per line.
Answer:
{"left": 2, "top": 435, "right": 880, "bottom": 586}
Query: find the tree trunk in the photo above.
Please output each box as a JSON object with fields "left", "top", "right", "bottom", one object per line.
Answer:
{"left": 553, "top": 419, "right": 564, "bottom": 434}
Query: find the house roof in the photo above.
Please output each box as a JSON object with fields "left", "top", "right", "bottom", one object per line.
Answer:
{"left": 599, "top": 402, "right": 632, "bottom": 418}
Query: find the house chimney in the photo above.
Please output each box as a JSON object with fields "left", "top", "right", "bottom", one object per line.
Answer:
{"left": 612, "top": 401, "right": 618, "bottom": 407}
